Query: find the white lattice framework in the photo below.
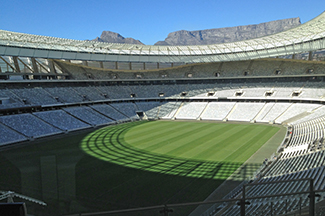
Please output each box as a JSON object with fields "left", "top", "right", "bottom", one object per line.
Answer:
{"left": 0, "top": 12, "right": 325, "bottom": 63}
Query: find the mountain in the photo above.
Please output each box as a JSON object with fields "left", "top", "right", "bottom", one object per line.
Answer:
{"left": 92, "top": 31, "right": 144, "bottom": 45}
{"left": 92, "top": 17, "right": 301, "bottom": 46}
{"left": 154, "top": 17, "right": 301, "bottom": 45}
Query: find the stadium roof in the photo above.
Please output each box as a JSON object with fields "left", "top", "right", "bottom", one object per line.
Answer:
{"left": 0, "top": 11, "right": 325, "bottom": 63}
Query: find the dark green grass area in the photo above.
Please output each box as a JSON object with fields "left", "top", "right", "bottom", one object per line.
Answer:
{"left": 76, "top": 155, "right": 223, "bottom": 216}
{"left": 0, "top": 120, "right": 281, "bottom": 216}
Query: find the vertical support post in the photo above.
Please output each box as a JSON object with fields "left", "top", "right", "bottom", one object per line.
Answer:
{"left": 129, "top": 62, "right": 132, "bottom": 70}
{"left": 115, "top": 61, "right": 118, "bottom": 70}
{"left": 299, "top": 197, "right": 302, "bottom": 215}
{"left": 12, "top": 56, "right": 21, "bottom": 72}
{"left": 164, "top": 206, "right": 169, "bottom": 216}
{"left": 157, "top": 62, "right": 160, "bottom": 69}
{"left": 308, "top": 51, "right": 313, "bottom": 61}
{"left": 82, "top": 60, "right": 88, "bottom": 66}
{"left": 48, "top": 60, "right": 56, "bottom": 74}
{"left": 143, "top": 62, "right": 146, "bottom": 70}
{"left": 240, "top": 185, "right": 246, "bottom": 216}
{"left": 99, "top": 61, "right": 104, "bottom": 69}
{"left": 31, "top": 58, "right": 39, "bottom": 73}
{"left": 309, "top": 179, "right": 315, "bottom": 216}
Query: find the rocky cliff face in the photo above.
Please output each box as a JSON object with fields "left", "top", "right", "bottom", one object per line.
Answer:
{"left": 154, "top": 17, "right": 301, "bottom": 45}
{"left": 92, "top": 17, "right": 301, "bottom": 46}
{"left": 92, "top": 31, "right": 144, "bottom": 45}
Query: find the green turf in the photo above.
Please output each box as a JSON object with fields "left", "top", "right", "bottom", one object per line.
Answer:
{"left": 124, "top": 121, "right": 279, "bottom": 162}
{"left": 0, "top": 120, "right": 282, "bottom": 216}
{"left": 81, "top": 120, "right": 280, "bottom": 180}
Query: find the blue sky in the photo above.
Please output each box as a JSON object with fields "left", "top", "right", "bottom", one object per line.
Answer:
{"left": 1, "top": 0, "right": 324, "bottom": 45}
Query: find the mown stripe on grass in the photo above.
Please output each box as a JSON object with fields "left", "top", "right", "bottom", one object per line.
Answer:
{"left": 191, "top": 125, "right": 257, "bottom": 161}
{"left": 142, "top": 123, "right": 216, "bottom": 153}
{"left": 224, "top": 127, "right": 279, "bottom": 162}
{"left": 165, "top": 124, "right": 237, "bottom": 159}
{"left": 124, "top": 122, "right": 202, "bottom": 150}
{"left": 81, "top": 121, "right": 279, "bottom": 180}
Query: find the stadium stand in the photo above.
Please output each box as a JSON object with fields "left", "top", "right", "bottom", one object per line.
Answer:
{"left": 63, "top": 106, "right": 114, "bottom": 126}
{"left": 259, "top": 102, "right": 292, "bottom": 123}
{"left": 1, "top": 67, "right": 325, "bottom": 216}
{"left": 33, "top": 110, "right": 91, "bottom": 131}
{"left": 0, "top": 89, "right": 26, "bottom": 108}
{"left": 1, "top": 27, "right": 325, "bottom": 216}
{"left": 109, "top": 102, "right": 139, "bottom": 119}
{"left": 200, "top": 102, "right": 236, "bottom": 121}
{"left": 275, "top": 103, "right": 321, "bottom": 123}
{"left": 90, "top": 104, "right": 129, "bottom": 121}
{"left": 45, "top": 87, "right": 85, "bottom": 103}
{"left": 227, "top": 102, "right": 265, "bottom": 122}
{"left": 0, "top": 123, "right": 27, "bottom": 145}
{"left": 160, "top": 101, "right": 183, "bottom": 119}
{"left": 135, "top": 101, "right": 162, "bottom": 119}
{"left": 10, "top": 87, "right": 59, "bottom": 105}
{"left": 175, "top": 102, "right": 208, "bottom": 120}
{"left": 0, "top": 113, "right": 62, "bottom": 138}
{"left": 72, "top": 86, "right": 107, "bottom": 101}
{"left": 95, "top": 85, "right": 131, "bottom": 99}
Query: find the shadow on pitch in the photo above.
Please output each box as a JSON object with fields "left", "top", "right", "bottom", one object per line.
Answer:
{"left": 81, "top": 122, "right": 263, "bottom": 181}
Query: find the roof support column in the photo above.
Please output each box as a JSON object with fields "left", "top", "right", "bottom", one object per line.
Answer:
{"left": 143, "top": 62, "right": 146, "bottom": 70}
{"left": 12, "top": 56, "right": 20, "bottom": 72}
{"left": 31, "top": 58, "right": 39, "bottom": 73}
{"left": 292, "top": 54, "right": 296, "bottom": 59}
{"left": 40, "top": 156, "right": 58, "bottom": 201}
{"left": 157, "top": 62, "right": 160, "bottom": 69}
{"left": 48, "top": 60, "right": 56, "bottom": 74}
{"left": 99, "top": 61, "right": 104, "bottom": 69}
{"left": 308, "top": 51, "right": 313, "bottom": 61}
{"left": 129, "top": 62, "right": 132, "bottom": 70}
{"left": 115, "top": 61, "right": 118, "bottom": 70}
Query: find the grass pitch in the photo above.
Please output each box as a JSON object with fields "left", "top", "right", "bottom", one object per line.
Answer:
{"left": 0, "top": 120, "right": 282, "bottom": 216}
{"left": 82, "top": 120, "right": 280, "bottom": 180}
{"left": 124, "top": 121, "right": 280, "bottom": 163}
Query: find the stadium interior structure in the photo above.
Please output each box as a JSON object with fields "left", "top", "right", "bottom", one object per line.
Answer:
{"left": 1, "top": 11, "right": 325, "bottom": 216}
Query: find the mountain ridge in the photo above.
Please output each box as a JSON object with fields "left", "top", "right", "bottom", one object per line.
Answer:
{"left": 92, "top": 17, "right": 301, "bottom": 45}
{"left": 92, "top": 30, "right": 144, "bottom": 45}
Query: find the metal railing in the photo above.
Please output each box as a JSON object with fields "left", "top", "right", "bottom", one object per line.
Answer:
{"left": 63, "top": 178, "right": 325, "bottom": 216}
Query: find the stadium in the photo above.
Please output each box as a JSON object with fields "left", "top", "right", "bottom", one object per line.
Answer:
{"left": 0, "top": 9, "right": 325, "bottom": 216}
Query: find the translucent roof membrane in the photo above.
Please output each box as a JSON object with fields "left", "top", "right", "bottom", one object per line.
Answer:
{"left": 0, "top": 12, "right": 325, "bottom": 63}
